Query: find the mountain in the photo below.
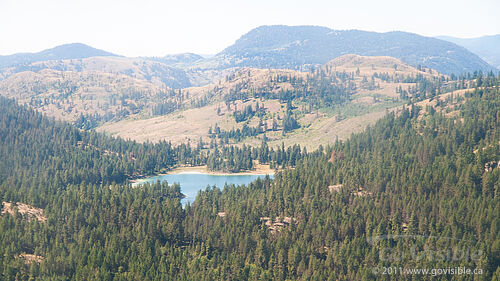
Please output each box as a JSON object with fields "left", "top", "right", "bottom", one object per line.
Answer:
{"left": 0, "top": 43, "right": 118, "bottom": 68}
{"left": 213, "top": 25, "right": 495, "bottom": 75}
{"left": 437, "top": 35, "right": 500, "bottom": 69}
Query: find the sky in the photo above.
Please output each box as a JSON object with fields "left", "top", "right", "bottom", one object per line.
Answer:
{"left": 1, "top": 0, "right": 499, "bottom": 57}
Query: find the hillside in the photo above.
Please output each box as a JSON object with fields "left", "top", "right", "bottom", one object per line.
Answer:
{"left": 438, "top": 34, "right": 500, "bottom": 69}
{"left": 210, "top": 25, "right": 495, "bottom": 75}
{"left": 0, "top": 68, "right": 177, "bottom": 127}
{"left": 97, "top": 55, "right": 444, "bottom": 148}
{"left": 0, "top": 43, "right": 118, "bottom": 68}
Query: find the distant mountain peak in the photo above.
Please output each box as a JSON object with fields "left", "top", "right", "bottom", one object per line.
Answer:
{"left": 36, "top": 43, "right": 118, "bottom": 61}
{"left": 0, "top": 43, "right": 118, "bottom": 68}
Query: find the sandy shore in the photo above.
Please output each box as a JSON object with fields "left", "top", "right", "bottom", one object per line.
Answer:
{"left": 167, "top": 164, "right": 275, "bottom": 176}
{"left": 130, "top": 164, "right": 275, "bottom": 185}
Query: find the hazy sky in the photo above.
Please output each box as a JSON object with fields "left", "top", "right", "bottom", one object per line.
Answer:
{"left": 1, "top": 0, "right": 499, "bottom": 57}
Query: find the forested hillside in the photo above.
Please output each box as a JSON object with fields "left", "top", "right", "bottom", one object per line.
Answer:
{"left": 214, "top": 25, "right": 496, "bottom": 74}
{"left": 0, "top": 74, "right": 498, "bottom": 279}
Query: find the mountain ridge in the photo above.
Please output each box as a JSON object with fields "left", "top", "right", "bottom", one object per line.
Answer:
{"left": 213, "top": 25, "right": 496, "bottom": 74}
{"left": 0, "top": 27, "right": 497, "bottom": 88}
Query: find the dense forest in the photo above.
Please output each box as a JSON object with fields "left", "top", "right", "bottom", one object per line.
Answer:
{"left": 0, "top": 73, "right": 499, "bottom": 280}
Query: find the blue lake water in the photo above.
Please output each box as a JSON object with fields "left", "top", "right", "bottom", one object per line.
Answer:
{"left": 133, "top": 173, "right": 273, "bottom": 204}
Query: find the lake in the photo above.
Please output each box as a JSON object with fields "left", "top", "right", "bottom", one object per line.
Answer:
{"left": 133, "top": 173, "right": 273, "bottom": 204}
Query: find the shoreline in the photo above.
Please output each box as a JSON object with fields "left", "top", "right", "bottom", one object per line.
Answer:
{"left": 168, "top": 165, "right": 275, "bottom": 176}
{"left": 130, "top": 164, "right": 275, "bottom": 185}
